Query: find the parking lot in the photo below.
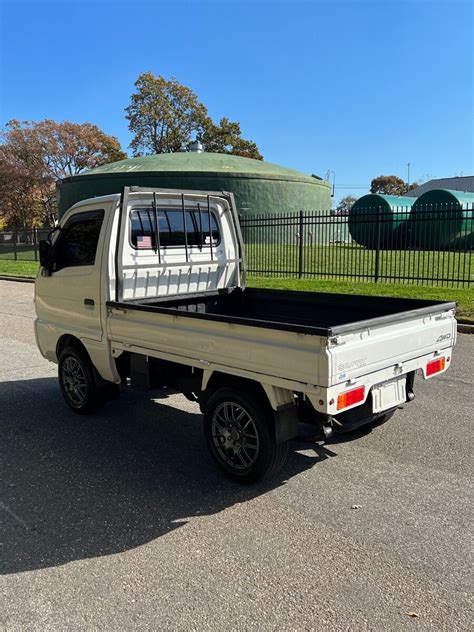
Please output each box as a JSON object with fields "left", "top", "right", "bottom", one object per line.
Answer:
{"left": 0, "top": 280, "right": 472, "bottom": 630}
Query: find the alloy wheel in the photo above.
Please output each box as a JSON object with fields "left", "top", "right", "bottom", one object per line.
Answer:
{"left": 62, "top": 356, "right": 87, "bottom": 406}
{"left": 211, "top": 401, "right": 260, "bottom": 470}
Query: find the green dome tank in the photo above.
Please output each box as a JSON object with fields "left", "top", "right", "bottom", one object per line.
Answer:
{"left": 57, "top": 152, "right": 331, "bottom": 217}
{"left": 348, "top": 194, "right": 416, "bottom": 249}
{"left": 410, "top": 189, "right": 474, "bottom": 250}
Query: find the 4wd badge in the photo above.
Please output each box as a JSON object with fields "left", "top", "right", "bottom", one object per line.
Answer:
{"left": 436, "top": 333, "right": 451, "bottom": 343}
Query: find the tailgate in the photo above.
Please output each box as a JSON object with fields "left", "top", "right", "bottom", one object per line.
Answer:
{"left": 327, "top": 306, "right": 457, "bottom": 386}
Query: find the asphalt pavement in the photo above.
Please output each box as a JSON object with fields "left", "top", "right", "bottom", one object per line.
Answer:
{"left": 0, "top": 280, "right": 472, "bottom": 631}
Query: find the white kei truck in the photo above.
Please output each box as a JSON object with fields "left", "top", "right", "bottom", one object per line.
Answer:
{"left": 35, "top": 187, "right": 457, "bottom": 482}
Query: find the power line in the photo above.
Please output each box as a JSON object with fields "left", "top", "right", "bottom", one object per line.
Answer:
{"left": 334, "top": 185, "right": 370, "bottom": 189}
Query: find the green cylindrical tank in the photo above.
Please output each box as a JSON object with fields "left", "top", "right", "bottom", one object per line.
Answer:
{"left": 57, "top": 152, "right": 331, "bottom": 217}
{"left": 348, "top": 194, "right": 416, "bottom": 249}
{"left": 410, "top": 189, "right": 474, "bottom": 250}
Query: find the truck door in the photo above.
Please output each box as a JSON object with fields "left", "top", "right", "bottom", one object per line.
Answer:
{"left": 35, "top": 207, "right": 106, "bottom": 342}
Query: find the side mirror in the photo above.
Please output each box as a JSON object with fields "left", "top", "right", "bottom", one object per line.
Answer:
{"left": 39, "top": 240, "right": 54, "bottom": 275}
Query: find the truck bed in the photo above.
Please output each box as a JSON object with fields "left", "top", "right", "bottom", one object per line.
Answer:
{"left": 107, "top": 287, "right": 455, "bottom": 337}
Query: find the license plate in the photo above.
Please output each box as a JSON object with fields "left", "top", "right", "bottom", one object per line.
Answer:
{"left": 372, "top": 376, "right": 407, "bottom": 413}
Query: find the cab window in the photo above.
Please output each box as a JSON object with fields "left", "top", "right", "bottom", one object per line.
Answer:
{"left": 54, "top": 210, "right": 104, "bottom": 271}
{"left": 130, "top": 208, "right": 220, "bottom": 250}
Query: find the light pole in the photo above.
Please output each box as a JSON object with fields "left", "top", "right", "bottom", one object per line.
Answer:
{"left": 407, "top": 163, "right": 411, "bottom": 188}
{"left": 325, "top": 170, "right": 336, "bottom": 198}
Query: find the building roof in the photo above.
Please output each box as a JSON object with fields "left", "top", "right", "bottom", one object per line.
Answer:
{"left": 408, "top": 176, "right": 474, "bottom": 197}
{"left": 81, "top": 152, "right": 327, "bottom": 186}
{"left": 412, "top": 188, "right": 474, "bottom": 207}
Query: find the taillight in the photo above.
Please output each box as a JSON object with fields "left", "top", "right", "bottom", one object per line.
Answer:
{"left": 426, "top": 357, "right": 445, "bottom": 376}
{"left": 337, "top": 386, "right": 365, "bottom": 411}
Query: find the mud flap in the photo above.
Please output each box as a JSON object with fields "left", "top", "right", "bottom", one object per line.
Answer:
{"left": 274, "top": 403, "right": 299, "bottom": 444}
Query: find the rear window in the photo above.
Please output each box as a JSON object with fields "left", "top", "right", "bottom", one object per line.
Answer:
{"left": 130, "top": 208, "right": 220, "bottom": 250}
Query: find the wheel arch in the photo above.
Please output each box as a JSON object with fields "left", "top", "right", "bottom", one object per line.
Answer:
{"left": 201, "top": 372, "right": 270, "bottom": 410}
{"left": 56, "top": 334, "right": 120, "bottom": 384}
{"left": 201, "top": 371, "right": 295, "bottom": 410}
{"left": 200, "top": 371, "right": 298, "bottom": 444}
{"left": 56, "top": 334, "right": 87, "bottom": 360}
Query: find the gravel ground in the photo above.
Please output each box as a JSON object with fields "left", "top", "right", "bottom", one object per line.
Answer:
{"left": 0, "top": 280, "right": 472, "bottom": 631}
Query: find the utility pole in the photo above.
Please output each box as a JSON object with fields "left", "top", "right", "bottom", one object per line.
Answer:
{"left": 407, "top": 163, "right": 411, "bottom": 188}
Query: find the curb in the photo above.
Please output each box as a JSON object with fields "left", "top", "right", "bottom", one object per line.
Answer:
{"left": 0, "top": 275, "right": 472, "bottom": 333}
{"left": 0, "top": 275, "right": 35, "bottom": 283}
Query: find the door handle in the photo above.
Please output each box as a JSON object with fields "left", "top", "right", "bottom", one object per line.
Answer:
{"left": 84, "top": 298, "right": 95, "bottom": 307}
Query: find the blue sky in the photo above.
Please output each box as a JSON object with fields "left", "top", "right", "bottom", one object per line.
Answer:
{"left": 0, "top": 0, "right": 472, "bottom": 201}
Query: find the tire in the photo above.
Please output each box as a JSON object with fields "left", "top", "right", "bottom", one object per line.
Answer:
{"left": 58, "top": 346, "right": 104, "bottom": 414}
{"left": 203, "top": 387, "right": 288, "bottom": 483}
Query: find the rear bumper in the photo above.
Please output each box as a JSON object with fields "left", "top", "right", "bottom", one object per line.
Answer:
{"left": 308, "top": 347, "right": 453, "bottom": 416}
{"left": 332, "top": 371, "right": 415, "bottom": 432}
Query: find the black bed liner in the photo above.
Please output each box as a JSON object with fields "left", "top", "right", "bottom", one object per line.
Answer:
{"left": 106, "top": 287, "right": 455, "bottom": 337}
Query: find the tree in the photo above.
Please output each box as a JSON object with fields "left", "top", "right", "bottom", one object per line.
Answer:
{"left": 334, "top": 195, "right": 357, "bottom": 215}
{"left": 125, "top": 72, "right": 262, "bottom": 159}
{"left": 0, "top": 119, "right": 126, "bottom": 228}
{"left": 125, "top": 73, "right": 208, "bottom": 156}
{"left": 370, "top": 175, "right": 418, "bottom": 196}
{"left": 199, "top": 117, "right": 263, "bottom": 160}
{"left": 0, "top": 154, "right": 42, "bottom": 231}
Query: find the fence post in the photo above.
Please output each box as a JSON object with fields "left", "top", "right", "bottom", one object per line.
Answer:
{"left": 13, "top": 230, "right": 18, "bottom": 262}
{"left": 298, "top": 210, "right": 304, "bottom": 279}
{"left": 33, "top": 227, "right": 38, "bottom": 262}
{"left": 374, "top": 206, "right": 382, "bottom": 283}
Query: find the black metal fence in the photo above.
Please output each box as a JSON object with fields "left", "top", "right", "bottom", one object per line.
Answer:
{"left": 0, "top": 229, "right": 50, "bottom": 262}
{"left": 239, "top": 206, "right": 474, "bottom": 288}
{"left": 2, "top": 205, "right": 473, "bottom": 288}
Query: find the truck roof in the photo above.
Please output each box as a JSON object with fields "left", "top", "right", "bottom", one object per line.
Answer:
{"left": 66, "top": 193, "right": 121, "bottom": 213}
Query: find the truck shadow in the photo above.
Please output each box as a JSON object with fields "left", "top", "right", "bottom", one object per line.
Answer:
{"left": 0, "top": 377, "right": 338, "bottom": 575}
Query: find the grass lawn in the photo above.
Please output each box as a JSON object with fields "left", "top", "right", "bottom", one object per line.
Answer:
{"left": 247, "top": 276, "right": 474, "bottom": 322}
{"left": 4, "top": 242, "right": 472, "bottom": 284}
{"left": 245, "top": 243, "right": 473, "bottom": 286}
{"left": 0, "top": 244, "right": 38, "bottom": 261}
{"left": 0, "top": 260, "right": 39, "bottom": 277}
{"left": 1, "top": 260, "right": 472, "bottom": 321}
